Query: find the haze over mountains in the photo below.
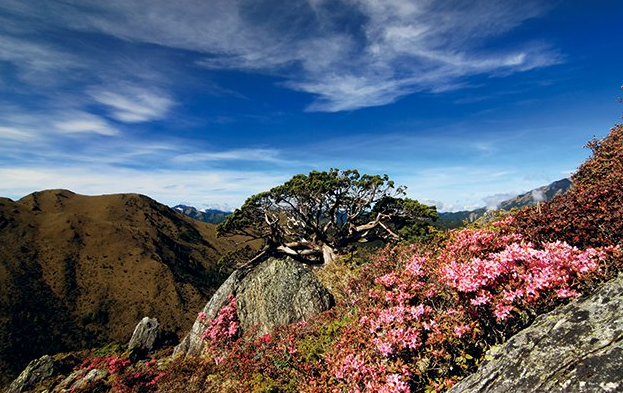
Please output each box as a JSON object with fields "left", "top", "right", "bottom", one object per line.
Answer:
{"left": 437, "top": 178, "right": 572, "bottom": 229}
{"left": 0, "top": 190, "right": 241, "bottom": 385}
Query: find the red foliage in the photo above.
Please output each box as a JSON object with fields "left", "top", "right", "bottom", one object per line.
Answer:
{"left": 515, "top": 125, "right": 623, "bottom": 248}
{"left": 75, "top": 354, "right": 164, "bottom": 393}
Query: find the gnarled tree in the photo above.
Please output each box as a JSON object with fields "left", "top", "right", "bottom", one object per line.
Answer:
{"left": 217, "top": 169, "right": 437, "bottom": 264}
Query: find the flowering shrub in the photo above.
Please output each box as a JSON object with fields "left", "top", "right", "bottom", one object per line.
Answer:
{"left": 74, "top": 354, "right": 164, "bottom": 393}
{"left": 314, "top": 218, "right": 615, "bottom": 392}
{"left": 200, "top": 294, "right": 240, "bottom": 365}
{"left": 441, "top": 240, "right": 609, "bottom": 319}
{"left": 159, "top": 214, "right": 619, "bottom": 393}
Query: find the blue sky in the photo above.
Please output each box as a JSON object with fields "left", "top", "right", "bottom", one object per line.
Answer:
{"left": 0, "top": 0, "right": 621, "bottom": 212}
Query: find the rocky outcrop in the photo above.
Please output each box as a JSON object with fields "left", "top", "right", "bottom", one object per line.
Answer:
{"left": 128, "top": 317, "right": 159, "bottom": 352}
{"left": 53, "top": 367, "right": 108, "bottom": 392}
{"left": 174, "top": 257, "right": 333, "bottom": 357}
{"left": 5, "top": 356, "right": 54, "bottom": 393}
{"left": 450, "top": 274, "right": 623, "bottom": 393}
{"left": 236, "top": 257, "right": 333, "bottom": 334}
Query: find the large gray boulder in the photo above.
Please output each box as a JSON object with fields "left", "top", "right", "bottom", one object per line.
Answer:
{"left": 174, "top": 257, "right": 333, "bottom": 357}
{"left": 450, "top": 274, "right": 623, "bottom": 393}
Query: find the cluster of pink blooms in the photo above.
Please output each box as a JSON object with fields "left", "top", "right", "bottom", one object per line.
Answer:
{"left": 106, "top": 356, "right": 131, "bottom": 374}
{"left": 200, "top": 295, "right": 241, "bottom": 366}
{"left": 330, "top": 352, "right": 412, "bottom": 393}
{"left": 320, "top": 217, "right": 614, "bottom": 392}
{"left": 440, "top": 238, "right": 609, "bottom": 321}
{"left": 201, "top": 294, "right": 240, "bottom": 345}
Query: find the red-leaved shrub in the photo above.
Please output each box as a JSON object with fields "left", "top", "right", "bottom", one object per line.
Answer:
{"left": 515, "top": 124, "right": 623, "bottom": 248}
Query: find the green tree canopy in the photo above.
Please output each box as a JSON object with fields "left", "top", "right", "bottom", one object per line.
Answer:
{"left": 217, "top": 169, "right": 437, "bottom": 264}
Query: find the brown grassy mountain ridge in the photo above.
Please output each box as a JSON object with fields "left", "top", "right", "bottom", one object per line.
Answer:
{"left": 0, "top": 189, "right": 242, "bottom": 385}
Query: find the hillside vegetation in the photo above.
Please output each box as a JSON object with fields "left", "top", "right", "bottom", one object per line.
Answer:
{"left": 0, "top": 191, "right": 241, "bottom": 386}
{"left": 6, "top": 124, "right": 623, "bottom": 393}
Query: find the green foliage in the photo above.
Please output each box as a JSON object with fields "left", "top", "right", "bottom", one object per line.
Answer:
{"left": 93, "top": 342, "right": 126, "bottom": 357}
{"left": 217, "top": 169, "right": 437, "bottom": 263}
{"left": 373, "top": 196, "right": 438, "bottom": 243}
{"left": 296, "top": 312, "right": 354, "bottom": 365}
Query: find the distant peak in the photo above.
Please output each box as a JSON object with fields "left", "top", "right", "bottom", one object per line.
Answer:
{"left": 172, "top": 204, "right": 232, "bottom": 224}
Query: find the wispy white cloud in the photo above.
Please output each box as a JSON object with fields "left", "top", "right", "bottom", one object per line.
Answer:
{"left": 0, "top": 105, "right": 119, "bottom": 139}
{"left": 483, "top": 193, "right": 518, "bottom": 210}
{"left": 89, "top": 84, "right": 175, "bottom": 123}
{"left": 0, "top": 34, "right": 81, "bottom": 84}
{"left": 0, "top": 126, "right": 38, "bottom": 142}
{"left": 2, "top": 0, "right": 561, "bottom": 112}
{"left": 0, "top": 103, "right": 295, "bottom": 170}
{"left": 53, "top": 111, "right": 119, "bottom": 136}
{"left": 172, "top": 148, "right": 290, "bottom": 164}
{"left": 0, "top": 166, "right": 289, "bottom": 208}
{"left": 292, "top": 0, "right": 560, "bottom": 111}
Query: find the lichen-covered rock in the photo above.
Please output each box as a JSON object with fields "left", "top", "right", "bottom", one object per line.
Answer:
{"left": 450, "top": 274, "right": 623, "bottom": 393}
{"left": 236, "top": 257, "right": 333, "bottom": 335}
{"left": 53, "top": 367, "right": 108, "bottom": 392}
{"left": 128, "top": 317, "right": 159, "bottom": 352}
{"left": 5, "top": 355, "right": 54, "bottom": 393}
{"left": 174, "top": 257, "right": 333, "bottom": 357}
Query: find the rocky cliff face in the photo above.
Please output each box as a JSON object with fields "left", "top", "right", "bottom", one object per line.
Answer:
{"left": 174, "top": 257, "right": 334, "bottom": 357}
{"left": 450, "top": 274, "right": 623, "bottom": 393}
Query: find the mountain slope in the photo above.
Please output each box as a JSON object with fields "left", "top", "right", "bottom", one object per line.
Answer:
{"left": 437, "top": 178, "right": 572, "bottom": 229}
{"left": 0, "top": 190, "right": 239, "bottom": 385}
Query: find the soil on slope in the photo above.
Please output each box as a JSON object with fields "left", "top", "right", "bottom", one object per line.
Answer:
{"left": 0, "top": 189, "right": 241, "bottom": 386}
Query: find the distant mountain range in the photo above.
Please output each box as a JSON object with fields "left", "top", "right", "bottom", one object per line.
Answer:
{"left": 0, "top": 190, "right": 241, "bottom": 385}
{"left": 437, "top": 178, "right": 572, "bottom": 229}
{"left": 173, "top": 204, "right": 232, "bottom": 224}
{"left": 171, "top": 179, "right": 572, "bottom": 230}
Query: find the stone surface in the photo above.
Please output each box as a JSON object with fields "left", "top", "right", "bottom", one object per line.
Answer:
{"left": 174, "top": 257, "right": 333, "bottom": 357}
{"left": 5, "top": 355, "right": 54, "bottom": 393}
{"left": 450, "top": 274, "right": 623, "bottom": 393}
{"left": 236, "top": 257, "right": 334, "bottom": 335}
{"left": 128, "top": 317, "right": 159, "bottom": 352}
{"left": 53, "top": 367, "right": 108, "bottom": 392}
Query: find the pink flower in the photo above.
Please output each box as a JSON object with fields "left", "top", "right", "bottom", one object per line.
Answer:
{"left": 556, "top": 288, "right": 581, "bottom": 298}
{"left": 197, "top": 311, "right": 207, "bottom": 323}
{"left": 375, "top": 340, "right": 393, "bottom": 357}
{"left": 453, "top": 324, "right": 471, "bottom": 338}
{"left": 493, "top": 303, "right": 514, "bottom": 321}
{"left": 470, "top": 290, "right": 493, "bottom": 306}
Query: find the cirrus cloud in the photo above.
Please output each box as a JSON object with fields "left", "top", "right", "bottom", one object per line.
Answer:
{"left": 1, "top": 0, "right": 561, "bottom": 112}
